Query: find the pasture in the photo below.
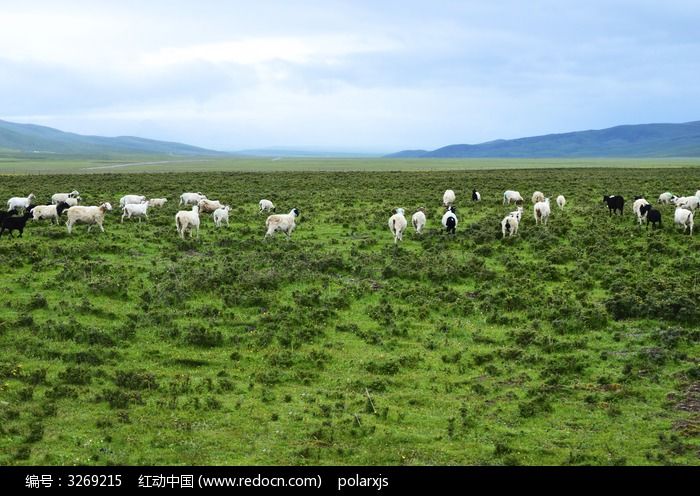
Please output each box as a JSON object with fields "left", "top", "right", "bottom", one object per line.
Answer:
{"left": 1, "top": 167, "right": 699, "bottom": 465}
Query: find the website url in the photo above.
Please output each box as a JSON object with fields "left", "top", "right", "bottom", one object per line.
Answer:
{"left": 198, "top": 474, "right": 321, "bottom": 488}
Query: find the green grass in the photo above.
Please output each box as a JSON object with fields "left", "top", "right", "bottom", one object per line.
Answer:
{"left": 0, "top": 167, "right": 699, "bottom": 465}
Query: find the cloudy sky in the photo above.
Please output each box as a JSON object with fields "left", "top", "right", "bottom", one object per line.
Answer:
{"left": 1, "top": 0, "right": 699, "bottom": 152}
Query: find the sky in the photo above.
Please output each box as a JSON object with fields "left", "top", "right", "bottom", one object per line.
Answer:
{"left": 1, "top": 0, "right": 699, "bottom": 152}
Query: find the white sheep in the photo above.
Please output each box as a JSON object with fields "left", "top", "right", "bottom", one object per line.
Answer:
{"left": 633, "top": 198, "right": 650, "bottom": 225}
{"left": 676, "top": 196, "right": 700, "bottom": 211}
{"left": 7, "top": 193, "right": 36, "bottom": 212}
{"left": 31, "top": 202, "right": 71, "bottom": 224}
{"left": 532, "top": 191, "right": 545, "bottom": 204}
{"left": 508, "top": 206, "right": 524, "bottom": 221}
{"left": 63, "top": 197, "right": 80, "bottom": 207}
{"left": 66, "top": 203, "right": 112, "bottom": 234}
{"left": 121, "top": 201, "right": 150, "bottom": 223}
{"left": 259, "top": 199, "right": 275, "bottom": 214}
{"left": 388, "top": 208, "right": 408, "bottom": 243}
{"left": 51, "top": 190, "right": 79, "bottom": 205}
{"left": 443, "top": 189, "right": 456, "bottom": 207}
{"left": 534, "top": 198, "right": 551, "bottom": 225}
{"left": 213, "top": 206, "right": 230, "bottom": 227}
{"left": 198, "top": 198, "right": 224, "bottom": 214}
{"left": 119, "top": 195, "right": 146, "bottom": 208}
{"left": 411, "top": 208, "right": 426, "bottom": 234}
{"left": 265, "top": 208, "right": 300, "bottom": 239}
{"left": 501, "top": 214, "right": 520, "bottom": 237}
{"left": 175, "top": 205, "right": 200, "bottom": 239}
{"left": 503, "top": 190, "right": 523, "bottom": 205}
{"left": 674, "top": 207, "right": 694, "bottom": 235}
{"left": 556, "top": 195, "right": 566, "bottom": 210}
{"left": 179, "top": 192, "right": 207, "bottom": 206}
{"left": 148, "top": 198, "right": 168, "bottom": 207}
{"left": 658, "top": 192, "right": 677, "bottom": 204}
{"left": 696, "top": 190, "right": 700, "bottom": 199}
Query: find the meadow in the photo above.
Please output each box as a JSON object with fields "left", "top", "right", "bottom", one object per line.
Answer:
{"left": 1, "top": 166, "right": 699, "bottom": 465}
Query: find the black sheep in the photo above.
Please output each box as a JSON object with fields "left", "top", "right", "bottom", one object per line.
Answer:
{"left": 640, "top": 204, "right": 662, "bottom": 229}
{"left": 0, "top": 210, "right": 33, "bottom": 238}
{"left": 603, "top": 195, "right": 625, "bottom": 215}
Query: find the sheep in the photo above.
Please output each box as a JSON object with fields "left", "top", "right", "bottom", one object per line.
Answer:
{"left": 411, "top": 208, "right": 426, "bottom": 234}
{"left": 66, "top": 203, "right": 112, "bottom": 234}
{"left": 696, "top": 190, "right": 700, "bottom": 199}
{"left": 441, "top": 206, "right": 458, "bottom": 234}
{"left": 7, "top": 193, "right": 36, "bottom": 212}
{"left": 534, "top": 198, "right": 551, "bottom": 225}
{"left": 503, "top": 190, "right": 523, "bottom": 205}
{"left": 442, "top": 189, "right": 456, "bottom": 207}
{"left": 0, "top": 210, "right": 34, "bottom": 238}
{"left": 121, "top": 201, "right": 150, "bottom": 223}
{"left": 63, "top": 197, "right": 80, "bottom": 207}
{"left": 501, "top": 213, "right": 520, "bottom": 238}
{"left": 508, "top": 206, "right": 524, "bottom": 221}
{"left": 213, "top": 205, "right": 230, "bottom": 227}
{"left": 259, "top": 199, "right": 275, "bottom": 214}
{"left": 658, "top": 192, "right": 677, "bottom": 204}
{"left": 675, "top": 196, "right": 700, "bottom": 211}
{"left": 119, "top": 195, "right": 146, "bottom": 208}
{"left": 532, "top": 191, "right": 545, "bottom": 204}
{"left": 633, "top": 198, "right": 650, "bottom": 225}
{"left": 472, "top": 189, "right": 481, "bottom": 201}
{"left": 603, "top": 195, "right": 624, "bottom": 215}
{"left": 31, "top": 202, "right": 70, "bottom": 224}
{"left": 556, "top": 195, "right": 566, "bottom": 210}
{"left": 179, "top": 192, "right": 207, "bottom": 206}
{"left": 265, "top": 208, "right": 300, "bottom": 239}
{"left": 388, "top": 208, "right": 408, "bottom": 243}
{"left": 639, "top": 204, "right": 661, "bottom": 230}
{"left": 148, "top": 198, "right": 168, "bottom": 208}
{"left": 674, "top": 207, "right": 694, "bottom": 235}
{"left": 51, "top": 190, "right": 79, "bottom": 204}
{"left": 175, "top": 205, "right": 200, "bottom": 239}
{"left": 198, "top": 198, "right": 224, "bottom": 214}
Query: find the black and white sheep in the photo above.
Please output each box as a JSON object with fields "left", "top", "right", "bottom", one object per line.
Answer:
{"left": 639, "top": 204, "right": 661, "bottom": 230}
{"left": 441, "top": 206, "right": 457, "bottom": 234}
{"left": 265, "top": 208, "right": 300, "bottom": 239}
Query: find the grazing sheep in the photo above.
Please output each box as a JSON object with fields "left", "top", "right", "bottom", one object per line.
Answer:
{"left": 441, "top": 206, "right": 458, "bottom": 234}
{"left": 532, "top": 191, "right": 545, "bottom": 204}
{"left": 658, "top": 192, "right": 677, "bottom": 204}
{"left": 603, "top": 195, "right": 625, "bottom": 215}
{"left": 412, "top": 208, "right": 426, "bottom": 234}
{"left": 121, "top": 201, "right": 150, "bottom": 223}
{"left": 0, "top": 210, "right": 34, "bottom": 238}
{"left": 674, "top": 207, "right": 694, "bottom": 235}
{"left": 556, "top": 195, "right": 566, "bottom": 210}
{"left": 443, "top": 189, "right": 456, "bottom": 207}
{"left": 388, "top": 208, "right": 408, "bottom": 244}
{"left": 119, "top": 195, "right": 146, "bottom": 208}
{"left": 675, "top": 196, "right": 700, "bottom": 211}
{"left": 51, "top": 190, "right": 79, "bottom": 204}
{"left": 31, "top": 202, "right": 70, "bottom": 224}
{"left": 179, "top": 192, "right": 207, "bottom": 206}
{"left": 501, "top": 213, "right": 520, "bottom": 238}
{"left": 66, "top": 203, "right": 112, "bottom": 234}
{"left": 63, "top": 197, "right": 80, "bottom": 207}
{"left": 265, "top": 208, "right": 300, "bottom": 239}
{"left": 503, "top": 190, "right": 523, "bottom": 205}
{"left": 7, "top": 193, "right": 36, "bottom": 212}
{"left": 534, "top": 198, "right": 551, "bottom": 225}
{"left": 633, "top": 198, "right": 650, "bottom": 225}
{"left": 472, "top": 189, "right": 481, "bottom": 201}
{"left": 639, "top": 204, "right": 662, "bottom": 230}
{"left": 148, "top": 198, "right": 168, "bottom": 207}
{"left": 259, "top": 199, "right": 275, "bottom": 214}
{"left": 175, "top": 205, "right": 200, "bottom": 239}
{"left": 198, "top": 198, "right": 224, "bottom": 214}
{"left": 213, "top": 206, "right": 230, "bottom": 227}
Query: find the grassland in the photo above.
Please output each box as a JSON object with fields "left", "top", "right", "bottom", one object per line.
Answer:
{"left": 1, "top": 166, "right": 699, "bottom": 466}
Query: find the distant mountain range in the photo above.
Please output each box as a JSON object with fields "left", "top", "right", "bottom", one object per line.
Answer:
{"left": 385, "top": 121, "right": 700, "bottom": 158}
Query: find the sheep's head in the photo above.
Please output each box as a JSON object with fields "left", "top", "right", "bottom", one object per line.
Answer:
{"left": 603, "top": 195, "right": 610, "bottom": 202}
{"left": 70, "top": 190, "right": 79, "bottom": 197}
{"left": 28, "top": 193, "right": 36, "bottom": 200}
{"left": 292, "top": 208, "right": 300, "bottom": 217}
{"left": 102, "top": 202, "right": 113, "bottom": 211}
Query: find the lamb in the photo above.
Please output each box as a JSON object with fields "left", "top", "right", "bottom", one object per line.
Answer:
{"left": 51, "top": 190, "right": 79, "bottom": 204}
{"left": 441, "top": 206, "right": 458, "bottom": 234}
{"left": 175, "top": 205, "right": 200, "bottom": 239}
{"left": 148, "top": 198, "right": 168, "bottom": 208}
{"left": 443, "top": 189, "right": 456, "bottom": 207}
{"left": 674, "top": 207, "right": 694, "bottom": 235}
{"left": 265, "top": 208, "right": 300, "bottom": 239}
{"left": 675, "top": 196, "right": 700, "bottom": 211}
{"left": 472, "top": 189, "right": 481, "bottom": 201}
{"left": 501, "top": 213, "right": 520, "bottom": 238}
{"left": 411, "top": 208, "right": 426, "bottom": 234}
{"left": 658, "top": 192, "right": 677, "bottom": 204}
{"left": 532, "top": 191, "right": 545, "bottom": 204}
{"left": 213, "top": 205, "right": 230, "bottom": 227}
{"left": 639, "top": 204, "right": 661, "bottom": 230}
{"left": 31, "top": 202, "right": 70, "bottom": 224}
{"left": 119, "top": 195, "right": 146, "bottom": 208}
{"left": 0, "top": 210, "right": 34, "bottom": 238}
{"left": 179, "top": 192, "right": 207, "bottom": 206}
{"left": 198, "top": 198, "right": 224, "bottom": 214}
{"left": 633, "top": 198, "right": 650, "bottom": 225}
{"left": 534, "top": 198, "right": 551, "bottom": 225}
{"left": 66, "top": 203, "right": 112, "bottom": 234}
{"left": 603, "top": 195, "right": 624, "bottom": 215}
{"left": 388, "top": 208, "right": 408, "bottom": 243}
{"left": 121, "top": 201, "right": 150, "bottom": 223}
{"left": 556, "top": 195, "right": 566, "bottom": 210}
{"left": 503, "top": 190, "right": 523, "bottom": 205}
{"left": 7, "top": 193, "right": 36, "bottom": 212}
{"left": 259, "top": 199, "right": 275, "bottom": 214}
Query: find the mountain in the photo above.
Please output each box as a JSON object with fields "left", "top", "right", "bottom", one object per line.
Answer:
{"left": 236, "top": 147, "right": 382, "bottom": 158}
{"left": 385, "top": 121, "right": 700, "bottom": 158}
{"left": 0, "top": 119, "right": 227, "bottom": 156}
